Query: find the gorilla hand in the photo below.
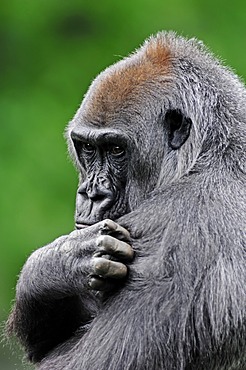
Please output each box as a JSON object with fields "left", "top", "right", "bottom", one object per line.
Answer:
{"left": 88, "top": 219, "right": 134, "bottom": 290}
{"left": 13, "top": 219, "right": 132, "bottom": 302}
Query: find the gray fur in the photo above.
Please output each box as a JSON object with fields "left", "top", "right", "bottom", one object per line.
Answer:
{"left": 7, "top": 32, "right": 246, "bottom": 369}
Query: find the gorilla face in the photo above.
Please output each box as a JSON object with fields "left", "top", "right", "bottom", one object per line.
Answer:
{"left": 70, "top": 126, "right": 130, "bottom": 227}
{"left": 69, "top": 108, "right": 192, "bottom": 228}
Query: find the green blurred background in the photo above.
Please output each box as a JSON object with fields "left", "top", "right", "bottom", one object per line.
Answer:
{"left": 1, "top": 0, "right": 246, "bottom": 368}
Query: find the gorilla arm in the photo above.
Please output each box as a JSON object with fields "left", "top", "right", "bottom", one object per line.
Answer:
{"left": 6, "top": 220, "right": 133, "bottom": 363}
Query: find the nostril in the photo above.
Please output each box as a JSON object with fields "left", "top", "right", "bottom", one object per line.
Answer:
{"left": 78, "top": 182, "right": 87, "bottom": 194}
{"left": 87, "top": 190, "right": 105, "bottom": 201}
{"left": 78, "top": 176, "right": 114, "bottom": 202}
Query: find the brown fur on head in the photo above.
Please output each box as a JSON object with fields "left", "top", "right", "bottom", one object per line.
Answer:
{"left": 75, "top": 36, "right": 172, "bottom": 125}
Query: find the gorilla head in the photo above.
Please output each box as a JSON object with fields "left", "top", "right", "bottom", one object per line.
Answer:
{"left": 67, "top": 32, "right": 244, "bottom": 230}
{"left": 67, "top": 36, "right": 213, "bottom": 228}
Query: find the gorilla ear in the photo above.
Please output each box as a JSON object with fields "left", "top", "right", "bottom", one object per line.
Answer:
{"left": 165, "top": 110, "right": 192, "bottom": 150}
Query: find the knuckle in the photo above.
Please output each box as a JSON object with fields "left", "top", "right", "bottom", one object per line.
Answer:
{"left": 89, "top": 276, "right": 105, "bottom": 290}
{"left": 102, "top": 218, "right": 112, "bottom": 225}
{"left": 100, "top": 219, "right": 118, "bottom": 231}
{"left": 96, "top": 235, "right": 105, "bottom": 246}
{"left": 100, "top": 218, "right": 113, "bottom": 228}
{"left": 93, "top": 257, "right": 109, "bottom": 275}
{"left": 96, "top": 235, "right": 114, "bottom": 249}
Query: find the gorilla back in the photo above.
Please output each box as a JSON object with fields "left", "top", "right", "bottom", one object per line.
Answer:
{"left": 7, "top": 32, "right": 246, "bottom": 370}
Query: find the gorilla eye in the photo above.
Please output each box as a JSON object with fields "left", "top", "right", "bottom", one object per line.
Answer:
{"left": 109, "top": 145, "right": 125, "bottom": 157}
{"left": 81, "top": 142, "right": 95, "bottom": 154}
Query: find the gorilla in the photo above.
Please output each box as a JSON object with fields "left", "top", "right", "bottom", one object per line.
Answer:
{"left": 7, "top": 32, "right": 246, "bottom": 369}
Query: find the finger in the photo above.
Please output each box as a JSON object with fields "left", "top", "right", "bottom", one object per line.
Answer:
{"left": 92, "top": 257, "right": 127, "bottom": 279}
{"left": 88, "top": 275, "right": 116, "bottom": 291}
{"left": 96, "top": 235, "right": 134, "bottom": 261}
{"left": 99, "top": 219, "right": 130, "bottom": 241}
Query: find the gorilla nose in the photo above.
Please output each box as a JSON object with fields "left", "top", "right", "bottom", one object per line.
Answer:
{"left": 79, "top": 175, "right": 114, "bottom": 202}
{"left": 87, "top": 187, "right": 108, "bottom": 201}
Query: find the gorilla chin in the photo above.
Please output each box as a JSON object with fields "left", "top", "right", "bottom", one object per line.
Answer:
{"left": 6, "top": 31, "right": 246, "bottom": 370}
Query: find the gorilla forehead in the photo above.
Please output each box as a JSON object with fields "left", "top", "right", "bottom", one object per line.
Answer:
{"left": 75, "top": 36, "right": 172, "bottom": 126}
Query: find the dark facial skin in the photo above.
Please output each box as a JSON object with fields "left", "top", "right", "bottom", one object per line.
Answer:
{"left": 71, "top": 127, "right": 130, "bottom": 227}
